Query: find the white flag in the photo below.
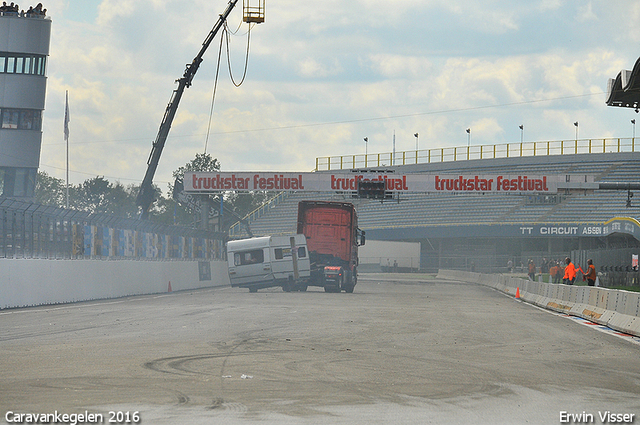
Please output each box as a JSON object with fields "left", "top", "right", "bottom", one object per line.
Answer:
{"left": 64, "top": 90, "right": 70, "bottom": 141}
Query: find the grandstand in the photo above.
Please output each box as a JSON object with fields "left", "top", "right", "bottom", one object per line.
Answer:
{"left": 230, "top": 145, "right": 640, "bottom": 273}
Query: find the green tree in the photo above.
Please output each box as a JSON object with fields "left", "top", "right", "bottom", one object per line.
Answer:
{"left": 74, "top": 176, "right": 111, "bottom": 213}
{"left": 165, "top": 153, "right": 220, "bottom": 227}
{"left": 153, "top": 194, "right": 195, "bottom": 226}
{"left": 68, "top": 177, "right": 139, "bottom": 217}
{"left": 168, "top": 153, "right": 269, "bottom": 229}
{"left": 35, "top": 171, "right": 66, "bottom": 206}
{"left": 35, "top": 172, "right": 164, "bottom": 219}
{"left": 225, "top": 191, "right": 268, "bottom": 219}
{"left": 171, "top": 152, "right": 220, "bottom": 191}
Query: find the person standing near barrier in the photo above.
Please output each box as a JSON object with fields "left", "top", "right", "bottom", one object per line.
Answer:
{"left": 528, "top": 259, "right": 536, "bottom": 281}
{"left": 552, "top": 260, "right": 563, "bottom": 283}
{"left": 549, "top": 261, "right": 557, "bottom": 283}
{"left": 557, "top": 260, "right": 566, "bottom": 283}
{"left": 584, "top": 259, "right": 596, "bottom": 286}
{"left": 563, "top": 257, "right": 576, "bottom": 285}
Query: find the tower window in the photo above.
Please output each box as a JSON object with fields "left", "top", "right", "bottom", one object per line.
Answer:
{"left": 0, "top": 53, "right": 47, "bottom": 75}
{"left": 2, "top": 110, "right": 19, "bottom": 129}
{"left": 1, "top": 108, "right": 42, "bottom": 130}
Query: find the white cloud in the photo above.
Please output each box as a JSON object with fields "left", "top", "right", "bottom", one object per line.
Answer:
{"left": 576, "top": 2, "right": 597, "bottom": 22}
{"left": 96, "top": 0, "right": 137, "bottom": 25}
{"left": 469, "top": 117, "right": 504, "bottom": 141}
{"left": 368, "top": 54, "right": 432, "bottom": 79}
{"left": 297, "top": 57, "right": 343, "bottom": 78}
{"left": 32, "top": 0, "right": 640, "bottom": 191}
{"left": 538, "top": 0, "right": 562, "bottom": 12}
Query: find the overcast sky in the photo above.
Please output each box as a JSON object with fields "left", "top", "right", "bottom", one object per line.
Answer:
{"left": 37, "top": 0, "right": 640, "bottom": 192}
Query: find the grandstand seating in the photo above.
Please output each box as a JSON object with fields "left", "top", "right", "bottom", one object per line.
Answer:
{"left": 232, "top": 152, "right": 640, "bottom": 238}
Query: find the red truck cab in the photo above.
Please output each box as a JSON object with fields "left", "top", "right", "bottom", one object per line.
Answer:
{"left": 297, "top": 201, "right": 364, "bottom": 292}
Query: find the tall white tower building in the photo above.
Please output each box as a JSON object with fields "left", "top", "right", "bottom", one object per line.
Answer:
{"left": 0, "top": 8, "right": 51, "bottom": 198}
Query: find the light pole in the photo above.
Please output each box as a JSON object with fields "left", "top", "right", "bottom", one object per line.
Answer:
{"left": 466, "top": 128, "right": 470, "bottom": 146}
{"left": 392, "top": 130, "right": 396, "bottom": 165}
{"left": 519, "top": 124, "right": 524, "bottom": 143}
{"left": 414, "top": 133, "right": 419, "bottom": 151}
{"left": 364, "top": 137, "right": 368, "bottom": 156}
{"left": 632, "top": 119, "right": 636, "bottom": 142}
{"left": 574, "top": 121, "right": 579, "bottom": 142}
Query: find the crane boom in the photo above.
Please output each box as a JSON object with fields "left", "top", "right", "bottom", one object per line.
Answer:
{"left": 137, "top": 0, "right": 239, "bottom": 219}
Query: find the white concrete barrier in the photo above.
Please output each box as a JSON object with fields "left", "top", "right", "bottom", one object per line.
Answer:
{"left": 437, "top": 269, "right": 640, "bottom": 337}
{"left": 0, "top": 258, "right": 231, "bottom": 309}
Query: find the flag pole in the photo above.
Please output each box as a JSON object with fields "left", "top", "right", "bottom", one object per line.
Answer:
{"left": 64, "top": 90, "right": 70, "bottom": 209}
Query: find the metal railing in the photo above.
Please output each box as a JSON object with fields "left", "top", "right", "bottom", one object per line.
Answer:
{"left": 315, "top": 137, "right": 638, "bottom": 171}
{"left": 228, "top": 191, "right": 290, "bottom": 237}
{"left": 0, "top": 197, "right": 225, "bottom": 260}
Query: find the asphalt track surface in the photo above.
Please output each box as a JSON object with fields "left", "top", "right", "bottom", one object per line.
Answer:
{"left": 1, "top": 273, "right": 640, "bottom": 425}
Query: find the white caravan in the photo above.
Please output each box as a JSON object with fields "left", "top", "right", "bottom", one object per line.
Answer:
{"left": 227, "top": 234, "right": 311, "bottom": 292}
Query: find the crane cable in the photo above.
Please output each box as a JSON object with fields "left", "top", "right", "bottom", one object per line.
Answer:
{"left": 204, "top": 21, "right": 253, "bottom": 153}
{"left": 224, "top": 20, "right": 252, "bottom": 87}
{"left": 203, "top": 29, "right": 226, "bottom": 154}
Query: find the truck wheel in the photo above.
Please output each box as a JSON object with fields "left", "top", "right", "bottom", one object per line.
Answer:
{"left": 338, "top": 273, "right": 345, "bottom": 292}
{"left": 324, "top": 285, "right": 339, "bottom": 293}
{"left": 344, "top": 285, "right": 354, "bottom": 293}
{"left": 249, "top": 287, "right": 258, "bottom": 293}
{"left": 349, "top": 270, "right": 357, "bottom": 293}
{"left": 296, "top": 284, "right": 308, "bottom": 292}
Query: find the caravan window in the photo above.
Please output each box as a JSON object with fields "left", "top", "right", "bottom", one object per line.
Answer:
{"left": 274, "top": 246, "right": 307, "bottom": 260}
{"left": 234, "top": 249, "right": 264, "bottom": 266}
{"left": 274, "top": 248, "right": 289, "bottom": 260}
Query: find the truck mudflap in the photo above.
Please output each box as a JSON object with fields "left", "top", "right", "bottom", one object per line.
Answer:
{"left": 323, "top": 266, "right": 356, "bottom": 293}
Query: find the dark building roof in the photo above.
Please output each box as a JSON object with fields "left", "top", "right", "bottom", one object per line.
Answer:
{"left": 606, "top": 56, "right": 640, "bottom": 111}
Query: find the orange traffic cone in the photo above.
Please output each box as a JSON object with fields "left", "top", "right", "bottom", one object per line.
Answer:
{"left": 515, "top": 287, "right": 520, "bottom": 299}
{"left": 168, "top": 281, "right": 172, "bottom": 293}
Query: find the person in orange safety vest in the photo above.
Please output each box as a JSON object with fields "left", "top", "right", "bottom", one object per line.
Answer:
{"left": 563, "top": 257, "right": 576, "bottom": 285}
{"left": 584, "top": 259, "right": 596, "bottom": 286}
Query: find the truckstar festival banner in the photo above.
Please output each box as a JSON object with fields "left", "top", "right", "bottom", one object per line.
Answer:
{"left": 184, "top": 172, "right": 566, "bottom": 194}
